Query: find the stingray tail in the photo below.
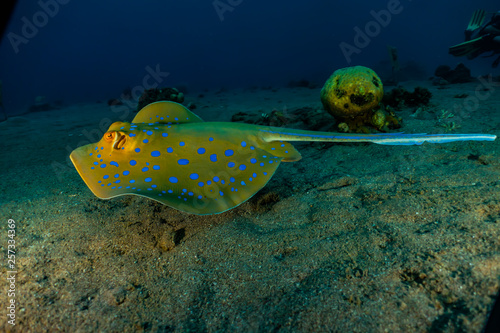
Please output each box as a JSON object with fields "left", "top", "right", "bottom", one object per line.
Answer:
{"left": 260, "top": 128, "right": 497, "bottom": 146}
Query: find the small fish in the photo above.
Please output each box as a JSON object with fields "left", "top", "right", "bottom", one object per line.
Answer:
{"left": 70, "top": 101, "right": 496, "bottom": 215}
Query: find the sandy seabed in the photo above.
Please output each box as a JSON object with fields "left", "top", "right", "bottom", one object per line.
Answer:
{"left": 1, "top": 81, "right": 500, "bottom": 332}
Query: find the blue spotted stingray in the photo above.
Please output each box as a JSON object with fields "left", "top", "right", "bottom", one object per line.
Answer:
{"left": 70, "top": 101, "right": 496, "bottom": 215}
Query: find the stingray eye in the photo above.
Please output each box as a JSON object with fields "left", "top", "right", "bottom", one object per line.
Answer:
{"left": 104, "top": 132, "right": 115, "bottom": 142}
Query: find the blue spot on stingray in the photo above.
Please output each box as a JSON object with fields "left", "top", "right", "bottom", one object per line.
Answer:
{"left": 221, "top": 180, "right": 225, "bottom": 184}
{"left": 250, "top": 146, "right": 255, "bottom": 150}
{"left": 210, "top": 154, "right": 217, "bottom": 162}
{"left": 162, "top": 133, "right": 168, "bottom": 137}
{"left": 89, "top": 153, "right": 93, "bottom": 156}
{"left": 241, "top": 141, "right": 247, "bottom": 147}
{"left": 207, "top": 180, "right": 212, "bottom": 185}
{"left": 143, "top": 139, "right": 149, "bottom": 144}
{"left": 100, "top": 164, "right": 106, "bottom": 168}
{"left": 135, "top": 148, "right": 140, "bottom": 153}
{"left": 213, "top": 176, "right": 220, "bottom": 182}
{"left": 209, "top": 137, "right": 214, "bottom": 141}
{"left": 228, "top": 162, "right": 235, "bottom": 168}
{"left": 239, "top": 164, "right": 246, "bottom": 171}
{"left": 146, "top": 130, "right": 153, "bottom": 135}
{"left": 129, "top": 133, "right": 136, "bottom": 137}
{"left": 190, "top": 173, "right": 199, "bottom": 180}
{"left": 129, "top": 179, "right": 135, "bottom": 183}
{"left": 271, "top": 148, "right": 275, "bottom": 150}
{"left": 198, "top": 182, "right": 204, "bottom": 187}
{"left": 250, "top": 158, "right": 257, "bottom": 164}
{"left": 152, "top": 185, "right": 157, "bottom": 188}
{"left": 219, "top": 191, "right": 224, "bottom": 196}
{"left": 230, "top": 177, "right": 235, "bottom": 183}
{"left": 110, "top": 161, "right": 119, "bottom": 167}
{"left": 178, "top": 159, "right": 189, "bottom": 165}
{"left": 151, "top": 151, "right": 161, "bottom": 157}
{"left": 179, "top": 142, "right": 185, "bottom": 146}
{"left": 269, "top": 160, "right": 274, "bottom": 164}
{"left": 198, "top": 148, "right": 206, "bottom": 154}
{"left": 231, "top": 187, "right": 234, "bottom": 192}
{"left": 198, "top": 195, "right": 203, "bottom": 199}
{"left": 167, "top": 147, "right": 173, "bottom": 153}
{"left": 263, "top": 172, "right": 268, "bottom": 175}
{"left": 91, "top": 167, "right": 95, "bottom": 170}
{"left": 115, "top": 180, "right": 121, "bottom": 183}
{"left": 252, "top": 173, "right": 257, "bottom": 178}
{"left": 168, "top": 190, "right": 173, "bottom": 193}
{"left": 241, "top": 181, "right": 246, "bottom": 186}
{"left": 97, "top": 154, "right": 101, "bottom": 158}
{"left": 93, "top": 162, "right": 98, "bottom": 166}
{"left": 123, "top": 170, "right": 130, "bottom": 176}
{"left": 145, "top": 177, "right": 152, "bottom": 182}
{"left": 142, "top": 167, "right": 149, "bottom": 172}
{"left": 103, "top": 175, "right": 109, "bottom": 179}
{"left": 260, "top": 162, "right": 265, "bottom": 167}
{"left": 169, "top": 177, "right": 178, "bottom": 183}
{"left": 130, "top": 160, "right": 137, "bottom": 166}
{"left": 175, "top": 117, "right": 179, "bottom": 121}
{"left": 111, "top": 186, "right": 116, "bottom": 189}
{"left": 188, "top": 192, "right": 193, "bottom": 196}
{"left": 225, "top": 149, "right": 234, "bottom": 156}
{"left": 153, "top": 165, "right": 160, "bottom": 170}
{"left": 114, "top": 174, "right": 119, "bottom": 178}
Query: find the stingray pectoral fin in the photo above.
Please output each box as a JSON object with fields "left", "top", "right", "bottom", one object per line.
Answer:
{"left": 70, "top": 143, "right": 114, "bottom": 199}
{"left": 132, "top": 101, "right": 204, "bottom": 124}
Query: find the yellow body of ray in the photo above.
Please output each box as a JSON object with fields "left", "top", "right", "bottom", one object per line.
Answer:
{"left": 70, "top": 102, "right": 300, "bottom": 215}
{"left": 70, "top": 101, "right": 496, "bottom": 215}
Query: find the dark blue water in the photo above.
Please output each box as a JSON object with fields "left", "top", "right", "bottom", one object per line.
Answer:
{"left": 0, "top": 0, "right": 498, "bottom": 113}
